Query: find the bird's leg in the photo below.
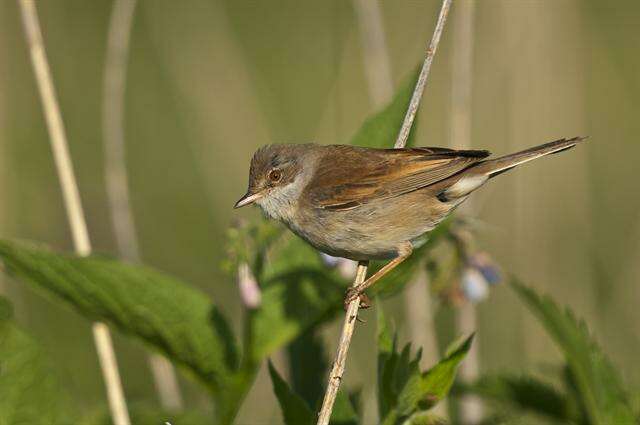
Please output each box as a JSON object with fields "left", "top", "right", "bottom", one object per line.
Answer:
{"left": 344, "top": 243, "right": 413, "bottom": 309}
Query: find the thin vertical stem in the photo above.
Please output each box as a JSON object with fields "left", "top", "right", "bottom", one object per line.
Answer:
{"left": 352, "top": 0, "right": 393, "bottom": 109}
{"left": 102, "top": 0, "right": 183, "bottom": 410}
{"left": 394, "top": 0, "right": 452, "bottom": 149}
{"left": 317, "top": 262, "right": 368, "bottom": 425}
{"left": 450, "top": 1, "right": 482, "bottom": 423}
{"left": 17, "top": 1, "right": 130, "bottom": 424}
{"left": 353, "top": 0, "right": 446, "bottom": 418}
{"left": 317, "top": 1, "right": 453, "bottom": 422}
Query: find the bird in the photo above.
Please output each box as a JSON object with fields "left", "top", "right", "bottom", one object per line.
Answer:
{"left": 234, "top": 137, "right": 586, "bottom": 307}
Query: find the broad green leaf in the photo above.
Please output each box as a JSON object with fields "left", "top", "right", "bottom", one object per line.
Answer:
{"left": 461, "top": 374, "right": 572, "bottom": 422}
{"left": 512, "top": 281, "right": 634, "bottom": 425}
{"left": 0, "top": 240, "right": 237, "bottom": 397}
{"left": 349, "top": 69, "right": 419, "bottom": 149}
{"left": 268, "top": 361, "right": 314, "bottom": 425}
{"left": 0, "top": 296, "right": 69, "bottom": 424}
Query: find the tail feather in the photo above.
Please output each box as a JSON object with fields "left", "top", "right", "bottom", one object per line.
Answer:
{"left": 439, "top": 136, "right": 587, "bottom": 202}
{"left": 472, "top": 136, "right": 587, "bottom": 177}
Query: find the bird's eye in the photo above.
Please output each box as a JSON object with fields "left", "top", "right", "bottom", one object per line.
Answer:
{"left": 268, "top": 169, "right": 282, "bottom": 182}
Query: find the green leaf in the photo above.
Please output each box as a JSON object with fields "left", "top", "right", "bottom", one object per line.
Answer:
{"left": 377, "top": 306, "right": 473, "bottom": 425}
{"left": 249, "top": 235, "right": 346, "bottom": 362}
{"left": 0, "top": 240, "right": 238, "bottom": 397}
{"left": 377, "top": 306, "right": 407, "bottom": 420}
{"left": 349, "top": 68, "right": 419, "bottom": 149}
{"left": 249, "top": 267, "right": 344, "bottom": 361}
{"left": 415, "top": 333, "right": 474, "bottom": 410}
{"left": 268, "top": 361, "right": 359, "bottom": 425}
{"left": 460, "top": 374, "right": 572, "bottom": 422}
{"left": 400, "top": 411, "right": 447, "bottom": 425}
{"left": 288, "top": 327, "right": 329, "bottom": 407}
{"left": 0, "top": 296, "right": 69, "bottom": 424}
{"left": 331, "top": 389, "right": 360, "bottom": 425}
{"left": 268, "top": 361, "right": 314, "bottom": 425}
{"left": 511, "top": 281, "right": 635, "bottom": 425}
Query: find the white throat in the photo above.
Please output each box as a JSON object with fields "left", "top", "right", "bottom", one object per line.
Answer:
{"left": 256, "top": 175, "right": 306, "bottom": 223}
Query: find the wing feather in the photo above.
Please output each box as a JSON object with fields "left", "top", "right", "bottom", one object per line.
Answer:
{"left": 306, "top": 145, "right": 490, "bottom": 210}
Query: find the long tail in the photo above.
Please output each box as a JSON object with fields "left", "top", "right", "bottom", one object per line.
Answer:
{"left": 440, "top": 136, "right": 587, "bottom": 201}
{"left": 472, "top": 136, "right": 587, "bottom": 177}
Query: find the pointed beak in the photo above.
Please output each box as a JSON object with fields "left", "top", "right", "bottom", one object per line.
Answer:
{"left": 234, "top": 191, "right": 263, "bottom": 209}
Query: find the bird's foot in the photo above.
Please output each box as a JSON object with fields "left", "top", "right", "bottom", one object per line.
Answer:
{"left": 343, "top": 288, "right": 372, "bottom": 311}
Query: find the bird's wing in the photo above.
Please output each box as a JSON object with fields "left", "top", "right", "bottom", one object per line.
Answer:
{"left": 306, "top": 146, "right": 490, "bottom": 211}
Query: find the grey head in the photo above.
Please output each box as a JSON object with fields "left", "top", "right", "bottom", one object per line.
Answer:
{"left": 234, "top": 143, "right": 318, "bottom": 222}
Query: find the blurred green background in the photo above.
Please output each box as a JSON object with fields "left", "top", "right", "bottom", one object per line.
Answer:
{"left": 0, "top": 0, "right": 638, "bottom": 423}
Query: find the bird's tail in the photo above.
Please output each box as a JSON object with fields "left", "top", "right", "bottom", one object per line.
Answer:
{"left": 471, "top": 136, "right": 587, "bottom": 178}
{"left": 438, "top": 136, "right": 587, "bottom": 202}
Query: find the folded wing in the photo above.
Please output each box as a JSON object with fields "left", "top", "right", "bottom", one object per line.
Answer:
{"left": 306, "top": 145, "right": 490, "bottom": 211}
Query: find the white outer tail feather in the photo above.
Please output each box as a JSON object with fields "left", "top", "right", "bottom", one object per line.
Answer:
{"left": 441, "top": 136, "right": 587, "bottom": 201}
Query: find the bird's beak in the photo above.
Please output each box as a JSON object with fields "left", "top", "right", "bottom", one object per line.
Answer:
{"left": 234, "top": 191, "right": 263, "bottom": 209}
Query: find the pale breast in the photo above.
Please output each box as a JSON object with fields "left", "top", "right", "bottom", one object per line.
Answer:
{"left": 288, "top": 188, "right": 454, "bottom": 261}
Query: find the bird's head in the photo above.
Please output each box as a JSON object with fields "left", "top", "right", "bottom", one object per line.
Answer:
{"left": 234, "top": 144, "right": 315, "bottom": 221}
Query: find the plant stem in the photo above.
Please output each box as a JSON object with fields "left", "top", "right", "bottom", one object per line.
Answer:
{"left": 354, "top": 1, "right": 446, "bottom": 419}
{"left": 102, "top": 0, "right": 183, "bottom": 410}
{"left": 352, "top": 0, "right": 393, "bottom": 109}
{"left": 317, "top": 2, "right": 453, "bottom": 422}
{"left": 18, "top": 1, "right": 130, "bottom": 424}
{"left": 317, "top": 262, "right": 368, "bottom": 425}
{"left": 394, "top": 0, "right": 452, "bottom": 149}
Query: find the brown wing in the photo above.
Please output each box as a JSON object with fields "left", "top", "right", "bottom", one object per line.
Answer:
{"left": 306, "top": 145, "right": 490, "bottom": 211}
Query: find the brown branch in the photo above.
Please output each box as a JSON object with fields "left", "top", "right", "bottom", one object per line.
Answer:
{"left": 316, "top": 1, "right": 453, "bottom": 423}
{"left": 394, "top": 0, "right": 453, "bottom": 149}
{"left": 18, "top": 1, "right": 130, "bottom": 424}
{"left": 316, "top": 262, "right": 368, "bottom": 425}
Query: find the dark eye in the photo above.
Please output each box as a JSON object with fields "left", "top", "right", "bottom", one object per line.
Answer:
{"left": 268, "top": 169, "right": 282, "bottom": 182}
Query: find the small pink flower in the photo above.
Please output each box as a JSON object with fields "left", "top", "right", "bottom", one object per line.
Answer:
{"left": 238, "top": 263, "right": 261, "bottom": 309}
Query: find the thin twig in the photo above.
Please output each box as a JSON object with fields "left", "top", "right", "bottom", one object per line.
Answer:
{"left": 353, "top": 1, "right": 446, "bottom": 419}
{"left": 394, "top": 0, "right": 452, "bottom": 149}
{"left": 449, "top": 1, "right": 483, "bottom": 422}
{"left": 317, "top": 262, "right": 368, "bottom": 425}
{"left": 102, "top": 0, "right": 183, "bottom": 410}
{"left": 18, "top": 1, "right": 131, "bottom": 424}
{"left": 317, "top": 2, "right": 453, "bottom": 422}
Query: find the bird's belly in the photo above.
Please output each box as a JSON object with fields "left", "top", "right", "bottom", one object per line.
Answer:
{"left": 289, "top": 196, "right": 452, "bottom": 261}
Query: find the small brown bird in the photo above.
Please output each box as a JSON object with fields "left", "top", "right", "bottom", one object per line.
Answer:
{"left": 235, "top": 137, "right": 586, "bottom": 307}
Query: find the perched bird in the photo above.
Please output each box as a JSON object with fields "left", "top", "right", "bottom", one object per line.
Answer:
{"left": 234, "top": 137, "right": 586, "bottom": 307}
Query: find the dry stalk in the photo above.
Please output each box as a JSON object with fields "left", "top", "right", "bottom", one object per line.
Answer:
{"left": 394, "top": 0, "right": 452, "bottom": 149}
{"left": 353, "top": 0, "right": 446, "bottom": 419}
{"left": 352, "top": 0, "right": 393, "bottom": 109}
{"left": 317, "top": 1, "right": 453, "bottom": 423}
{"left": 102, "top": 0, "right": 183, "bottom": 410}
{"left": 317, "top": 262, "right": 368, "bottom": 425}
{"left": 18, "top": 1, "right": 130, "bottom": 424}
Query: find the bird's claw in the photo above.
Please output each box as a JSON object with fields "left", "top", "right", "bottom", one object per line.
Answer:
{"left": 343, "top": 288, "right": 372, "bottom": 311}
